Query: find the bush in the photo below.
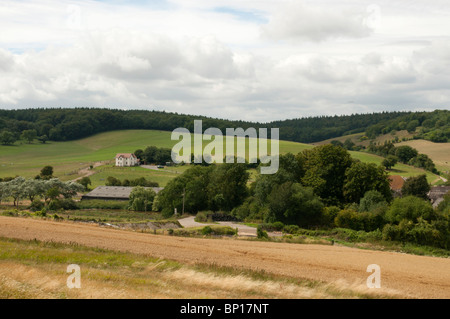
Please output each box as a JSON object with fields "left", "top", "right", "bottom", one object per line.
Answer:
{"left": 202, "top": 226, "right": 213, "bottom": 235}
{"left": 334, "top": 209, "right": 364, "bottom": 230}
{"left": 321, "top": 206, "right": 340, "bottom": 227}
{"left": 48, "top": 199, "right": 61, "bottom": 211}
{"left": 257, "top": 225, "right": 269, "bottom": 239}
{"left": 29, "top": 199, "right": 44, "bottom": 212}
{"left": 231, "top": 197, "right": 264, "bottom": 221}
{"left": 34, "top": 210, "right": 47, "bottom": 217}
{"left": 386, "top": 196, "right": 435, "bottom": 223}
{"left": 195, "top": 211, "right": 209, "bottom": 222}
{"left": 283, "top": 224, "right": 300, "bottom": 234}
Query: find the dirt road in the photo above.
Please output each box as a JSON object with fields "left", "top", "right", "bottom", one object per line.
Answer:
{"left": 1, "top": 216, "right": 449, "bottom": 298}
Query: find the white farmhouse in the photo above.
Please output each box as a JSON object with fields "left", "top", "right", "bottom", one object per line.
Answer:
{"left": 115, "top": 153, "right": 138, "bottom": 167}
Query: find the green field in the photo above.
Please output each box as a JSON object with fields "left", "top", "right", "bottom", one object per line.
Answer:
{"left": 0, "top": 129, "right": 441, "bottom": 184}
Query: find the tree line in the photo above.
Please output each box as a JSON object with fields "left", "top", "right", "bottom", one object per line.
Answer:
{"left": 1, "top": 108, "right": 447, "bottom": 145}
{"left": 0, "top": 176, "right": 84, "bottom": 210}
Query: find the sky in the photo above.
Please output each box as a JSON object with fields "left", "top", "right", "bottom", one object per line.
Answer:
{"left": 0, "top": 0, "right": 450, "bottom": 122}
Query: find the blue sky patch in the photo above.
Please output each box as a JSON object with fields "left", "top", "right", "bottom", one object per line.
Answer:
{"left": 213, "top": 6, "right": 268, "bottom": 24}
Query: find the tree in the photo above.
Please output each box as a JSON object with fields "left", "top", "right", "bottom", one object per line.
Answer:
{"left": 401, "top": 174, "right": 430, "bottom": 199}
{"left": 254, "top": 153, "right": 303, "bottom": 204}
{"left": 266, "top": 182, "right": 324, "bottom": 227}
{"left": 106, "top": 176, "right": 121, "bottom": 186}
{"left": 78, "top": 177, "right": 92, "bottom": 190}
{"left": 359, "top": 190, "right": 388, "bottom": 213}
{"left": 22, "top": 178, "right": 45, "bottom": 202}
{"left": 382, "top": 155, "right": 398, "bottom": 170}
{"left": 343, "top": 162, "right": 393, "bottom": 204}
{"left": 5, "top": 177, "right": 26, "bottom": 207}
{"left": 395, "top": 145, "right": 418, "bottom": 163}
{"left": 386, "top": 196, "right": 435, "bottom": 223}
{"left": 299, "top": 145, "right": 353, "bottom": 205}
{"left": 21, "top": 129, "right": 37, "bottom": 144}
{"left": 343, "top": 138, "right": 355, "bottom": 150}
{"left": 157, "top": 165, "right": 213, "bottom": 216}
{"left": 408, "top": 154, "right": 436, "bottom": 173}
{"left": 207, "top": 163, "right": 249, "bottom": 212}
{"left": 40, "top": 166, "right": 54, "bottom": 179}
{"left": 134, "top": 149, "right": 144, "bottom": 162}
{"left": 0, "top": 130, "right": 17, "bottom": 145}
{"left": 128, "top": 186, "right": 156, "bottom": 212}
{"left": 37, "top": 135, "right": 48, "bottom": 144}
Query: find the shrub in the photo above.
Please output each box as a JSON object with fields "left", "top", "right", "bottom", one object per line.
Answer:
{"left": 195, "top": 211, "right": 209, "bottom": 222}
{"left": 283, "top": 224, "right": 300, "bottom": 234}
{"left": 334, "top": 209, "right": 364, "bottom": 230}
{"left": 386, "top": 196, "right": 435, "bottom": 223}
{"left": 359, "top": 190, "right": 388, "bottom": 212}
{"left": 271, "top": 221, "right": 285, "bottom": 231}
{"left": 321, "top": 206, "right": 340, "bottom": 227}
{"left": 48, "top": 199, "right": 62, "bottom": 211}
{"left": 29, "top": 199, "right": 44, "bottom": 212}
{"left": 257, "top": 225, "right": 269, "bottom": 239}
{"left": 34, "top": 210, "right": 47, "bottom": 218}
{"left": 202, "top": 226, "right": 213, "bottom": 235}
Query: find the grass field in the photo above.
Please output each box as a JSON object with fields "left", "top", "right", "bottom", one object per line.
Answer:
{"left": 0, "top": 129, "right": 442, "bottom": 184}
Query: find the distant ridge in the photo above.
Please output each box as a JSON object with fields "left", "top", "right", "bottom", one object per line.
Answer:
{"left": 0, "top": 108, "right": 448, "bottom": 144}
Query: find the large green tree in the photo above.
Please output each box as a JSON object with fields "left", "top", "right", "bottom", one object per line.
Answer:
{"left": 299, "top": 144, "right": 353, "bottom": 205}
{"left": 20, "top": 129, "right": 37, "bottom": 143}
{"left": 401, "top": 174, "right": 430, "bottom": 199}
{"left": 0, "top": 130, "right": 16, "bottom": 145}
{"left": 343, "top": 162, "right": 392, "bottom": 204}
{"left": 266, "top": 182, "right": 324, "bottom": 227}
{"left": 207, "top": 163, "right": 249, "bottom": 211}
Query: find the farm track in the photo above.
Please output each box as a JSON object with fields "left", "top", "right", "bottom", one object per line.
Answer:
{"left": 1, "top": 216, "right": 449, "bottom": 299}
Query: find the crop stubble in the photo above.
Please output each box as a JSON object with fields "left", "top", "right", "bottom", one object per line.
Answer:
{"left": 0, "top": 216, "right": 449, "bottom": 298}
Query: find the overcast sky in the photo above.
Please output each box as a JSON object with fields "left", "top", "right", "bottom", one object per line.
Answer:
{"left": 1, "top": 0, "right": 449, "bottom": 122}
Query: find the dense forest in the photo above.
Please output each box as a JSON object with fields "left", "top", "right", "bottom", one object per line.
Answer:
{"left": 0, "top": 108, "right": 448, "bottom": 144}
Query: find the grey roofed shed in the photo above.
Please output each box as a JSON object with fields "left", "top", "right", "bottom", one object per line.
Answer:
{"left": 81, "top": 186, "right": 164, "bottom": 201}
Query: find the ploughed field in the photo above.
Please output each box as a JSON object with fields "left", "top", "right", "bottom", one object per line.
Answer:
{"left": 1, "top": 216, "right": 449, "bottom": 299}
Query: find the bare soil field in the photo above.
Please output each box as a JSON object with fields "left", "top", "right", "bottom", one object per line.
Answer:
{"left": 1, "top": 216, "right": 449, "bottom": 299}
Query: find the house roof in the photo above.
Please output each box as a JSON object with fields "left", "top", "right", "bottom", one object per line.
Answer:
{"left": 388, "top": 175, "right": 405, "bottom": 190}
{"left": 115, "top": 153, "right": 136, "bottom": 159}
{"left": 428, "top": 186, "right": 450, "bottom": 208}
{"left": 428, "top": 186, "right": 450, "bottom": 199}
{"left": 81, "top": 186, "right": 163, "bottom": 200}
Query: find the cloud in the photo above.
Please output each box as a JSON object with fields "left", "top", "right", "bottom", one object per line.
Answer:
{"left": 1, "top": 0, "right": 450, "bottom": 121}
{"left": 261, "top": 2, "right": 373, "bottom": 42}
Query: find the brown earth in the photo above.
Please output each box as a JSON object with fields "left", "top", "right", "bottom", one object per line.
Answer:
{"left": 1, "top": 216, "right": 449, "bottom": 299}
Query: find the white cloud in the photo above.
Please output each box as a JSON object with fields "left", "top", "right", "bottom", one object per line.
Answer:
{"left": 261, "top": 2, "right": 373, "bottom": 42}
{"left": 0, "top": 0, "right": 450, "bottom": 121}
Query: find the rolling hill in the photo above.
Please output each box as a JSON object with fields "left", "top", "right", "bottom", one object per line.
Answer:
{"left": 0, "top": 129, "right": 442, "bottom": 185}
